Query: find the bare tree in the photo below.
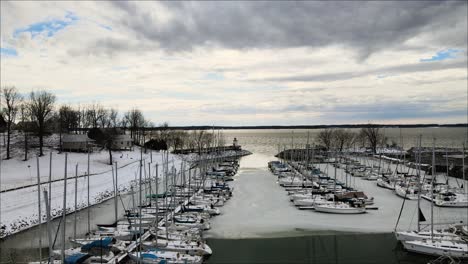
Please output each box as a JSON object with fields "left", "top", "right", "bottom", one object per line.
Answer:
{"left": 333, "top": 129, "right": 356, "bottom": 152}
{"left": 19, "top": 102, "right": 30, "bottom": 161}
{"left": 361, "top": 125, "right": 385, "bottom": 154}
{"left": 29, "top": 91, "right": 56, "bottom": 156}
{"left": 317, "top": 128, "right": 334, "bottom": 151}
{"left": 97, "top": 107, "right": 109, "bottom": 128}
{"left": 190, "top": 130, "right": 213, "bottom": 154}
{"left": 2, "top": 86, "right": 22, "bottom": 159}
{"left": 59, "top": 105, "right": 79, "bottom": 133}
{"left": 109, "top": 108, "right": 119, "bottom": 128}
{"left": 124, "top": 108, "right": 145, "bottom": 144}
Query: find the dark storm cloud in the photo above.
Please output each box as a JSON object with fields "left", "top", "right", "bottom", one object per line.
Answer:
{"left": 104, "top": 1, "right": 466, "bottom": 58}
{"left": 257, "top": 59, "right": 468, "bottom": 83}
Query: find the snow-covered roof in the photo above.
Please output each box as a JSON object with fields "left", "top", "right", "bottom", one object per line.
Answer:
{"left": 62, "top": 134, "right": 95, "bottom": 143}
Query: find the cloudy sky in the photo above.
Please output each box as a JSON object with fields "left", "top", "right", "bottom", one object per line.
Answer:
{"left": 1, "top": 1, "right": 467, "bottom": 126}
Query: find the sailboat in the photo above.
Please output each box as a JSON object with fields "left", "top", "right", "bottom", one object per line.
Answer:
{"left": 433, "top": 191, "right": 468, "bottom": 207}
{"left": 141, "top": 238, "right": 213, "bottom": 256}
{"left": 314, "top": 151, "right": 366, "bottom": 214}
{"left": 398, "top": 139, "right": 468, "bottom": 258}
{"left": 128, "top": 250, "right": 203, "bottom": 264}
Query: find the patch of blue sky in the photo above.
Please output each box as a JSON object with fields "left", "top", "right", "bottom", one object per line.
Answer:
{"left": 13, "top": 11, "right": 79, "bottom": 38}
{"left": 203, "top": 72, "right": 225, "bottom": 81}
{"left": 0, "top": 47, "right": 18, "bottom": 57}
{"left": 420, "top": 49, "right": 461, "bottom": 62}
{"left": 99, "top": 24, "right": 112, "bottom": 31}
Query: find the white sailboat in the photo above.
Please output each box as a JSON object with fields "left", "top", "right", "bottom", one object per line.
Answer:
{"left": 129, "top": 250, "right": 203, "bottom": 264}
{"left": 399, "top": 139, "right": 468, "bottom": 258}
{"left": 314, "top": 152, "right": 366, "bottom": 214}
{"left": 395, "top": 229, "right": 463, "bottom": 242}
{"left": 142, "top": 238, "right": 213, "bottom": 256}
{"left": 433, "top": 191, "right": 468, "bottom": 207}
{"left": 314, "top": 201, "right": 366, "bottom": 214}
{"left": 402, "top": 240, "right": 468, "bottom": 258}
{"left": 394, "top": 182, "right": 419, "bottom": 200}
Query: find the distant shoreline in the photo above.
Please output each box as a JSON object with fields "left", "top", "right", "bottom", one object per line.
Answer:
{"left": 149, "top": 123, "right": 468, "bottom": 130}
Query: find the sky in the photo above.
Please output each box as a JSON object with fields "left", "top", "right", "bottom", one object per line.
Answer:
{"left": 0, "top": 1, "right": 467, "bottom": 126}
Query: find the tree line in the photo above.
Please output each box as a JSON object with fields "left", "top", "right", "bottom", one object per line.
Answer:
{"left": 0, "top": 86, "right": 227, "bottom": 161}
{"left": 316, "top": 127, "right": 390, "bottom": 153}
{"left": 0, "top": 86, "right": 152, "bottom": 159}
{"left": 147, "top": 123, "right": 226, "bottom": 154}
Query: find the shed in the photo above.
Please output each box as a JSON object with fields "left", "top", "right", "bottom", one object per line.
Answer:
{"left": 111, "top": 134, "right": 133, "bottom": 150}
{"left": 62, "top": 134, "right": 95, "bottom": 152}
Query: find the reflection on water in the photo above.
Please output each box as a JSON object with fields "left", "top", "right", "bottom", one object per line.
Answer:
{"left": 206, "top": 233, "right": 432, "bottom": 264}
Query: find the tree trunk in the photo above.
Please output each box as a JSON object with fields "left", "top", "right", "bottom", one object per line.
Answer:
{"left": 108, "top": 142, "right": 113, "bottom": 165}
{"left": 39, "top": 120, "right": 44, "bottom": 156}
{"left": 6, "top": 123, "right": 11, "bottom": 159}
{"left": 59, "top": 127, "right": 62, "bottom": 153}
{"left": 24, "top": 131, "right": 28, "bottom": 161}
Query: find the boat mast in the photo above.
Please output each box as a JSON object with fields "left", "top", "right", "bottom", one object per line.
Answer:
{"left": 87, "top": 148, "right": 90, "bottom": 234}
{"left": 291, "top": 130, "right": 294, "bottom": 163}
{"left": 334, "top": 150, "right": 337, "bottom": 204}
{"left": 61, "top": 153, "right": 68, "bottom": 263}
{"left": 148, "top": 162, "right": 152, "bottom": 204}
{"left": 115, "top": 162, "right": 118, "bottom": 220}
{"left": 111, "top": 164, "right": 117, "bottom": 225}
{"left": 36, "top": 156, "right": 42, "bottom": 263}
{"left": 155, "top": 164, "right": 159, "bottom": 245}
{"left": 463, "top": 143, "right": 466, "bottom": 227}
{"left": 43, "top": 189, "right": 53, "bottom": 263}
{"left": 306, "top": 131, "right": 310, "bottom": 174}
{"left": 138, "top": 150, "right": 143, "bottom": 260}
{"left": 417, "top": 135, "right": 422, "bottom": 232}
{"left": 165, "top": 152, "right": 169, "bottom": 241}
{"left": 48, "top": 152, "right": 52, "bottom": 222}
{"left": 73, "top": 164, "right": 78, "bottom": 240}
{"left": 431, "top": 138, "right": 436, "bottom": 241}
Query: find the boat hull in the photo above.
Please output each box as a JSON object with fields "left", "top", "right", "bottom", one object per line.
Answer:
{"left": 402, "top": 240, "right": 468, "bottom": 258}
{"left": 314, "top": 205, "right": 366, "bottom": 214}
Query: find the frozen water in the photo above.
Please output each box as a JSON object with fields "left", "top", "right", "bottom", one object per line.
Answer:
{"left": 207, "top": 153, "right": 468, "bottom": 239}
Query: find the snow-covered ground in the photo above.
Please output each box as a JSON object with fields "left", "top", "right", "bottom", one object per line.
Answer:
{"left": 0, "top": 146, "right": 184, "bottom": 238}
{"left": 206, "top": 152, "right": 468, "bottom": 239}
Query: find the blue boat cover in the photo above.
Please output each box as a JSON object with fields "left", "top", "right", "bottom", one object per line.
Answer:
{"left": 81, "top": 237, "right": 113, "bottom": 250}
{"left": 141, "top": 252, "right": 159, "bottom": 259}
{"left": 64, "top": 253, "right": 89, "bottom": 264}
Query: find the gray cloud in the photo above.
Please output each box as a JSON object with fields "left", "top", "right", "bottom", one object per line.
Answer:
{"left": 256, "top": 59, "right": 468, "bottom": 83}
{"left": 106, "top": 1, "right": 466, "bottom": 59}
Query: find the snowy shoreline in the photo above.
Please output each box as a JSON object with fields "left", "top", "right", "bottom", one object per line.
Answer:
{"left": 0, "top": 146, "right": 249, "bottom": 238}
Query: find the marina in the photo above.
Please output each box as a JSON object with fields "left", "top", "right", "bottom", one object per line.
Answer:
{"left": 1, "top": 1, "right": 467, "bottom": 263}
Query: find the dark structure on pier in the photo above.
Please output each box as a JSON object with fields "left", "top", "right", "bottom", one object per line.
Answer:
{"left": 173, "top": 145, "right": 242, "bottom": 154}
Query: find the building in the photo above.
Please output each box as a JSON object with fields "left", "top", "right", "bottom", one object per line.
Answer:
{"left": 61, "top": 134, "right": 95, "bottom": 152}
{"left": 111, "top": 134, "right": 133, "bottom": 150}
{"left": 15, "top": 121, "right": 37, "bottom": 132}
